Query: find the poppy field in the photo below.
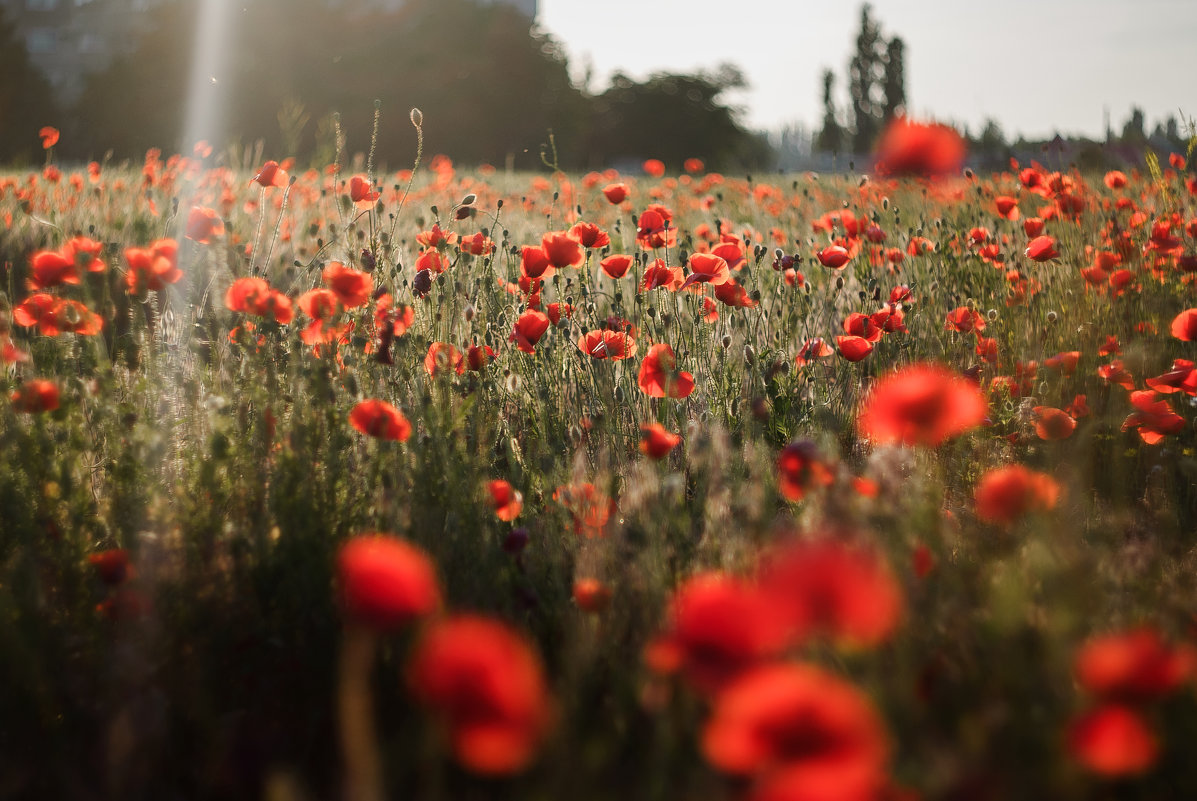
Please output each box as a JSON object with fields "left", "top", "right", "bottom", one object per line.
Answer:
{"left": 3, "top": 117, "right": 1197, "bottom": 801}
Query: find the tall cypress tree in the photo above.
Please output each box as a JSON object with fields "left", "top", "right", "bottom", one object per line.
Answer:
{"left": 882, "top": 36, "right": 906, "bottom": 123}
{"left": 815, "top": 69, "right": 844, "bottom": 154}
{"left": 848, "top": 4, "right": 886, "bottom": 153}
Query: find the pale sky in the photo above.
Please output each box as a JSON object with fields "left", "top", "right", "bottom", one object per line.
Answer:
{"left": 537, "top": 0, "right": 1197, "bottom": 140}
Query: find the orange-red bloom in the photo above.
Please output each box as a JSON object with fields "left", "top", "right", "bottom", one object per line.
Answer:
{"left": 541, "top": 230, "right": 585, "bottom": 270}
{"left": 973, "top": 464, "right": 1060, "bottom": 525}
{"left": 124, "top": 239, "right": 181, "bottom": 295}
{"left": 487, "top": 479, "right": 523, "bottom": 521}
{"left": 1068, "top": 705, "right": 1158, "bottom": 778}
{"left": 424, "top": 342, "right": 465, "bottom": 377}
{"left": 349, "top": 399, "right": 411, "bottom": 441}
{"left": 322, "top": 261, "right": 373, "bottom": 308}
{"left": 702, "top": 663, "right": 889, "bottom": 801}
{"left": 857, "top": 363, "right": 987, "bottom": 447}
{"left": 643, "top": 158, "right": 665, "bottom": 177}
{"left": 11, "top": 379, "right": 59, "bottom": 413}
{"left": 511, "top": 309, "right": 551, "bottom": 354}
{"left": 873, "top": 117, "right": 966, "bottom": 178}
{"left": 185, "top": 206, "right": 225, "bottom": 244}
{"left": 1122, "top": 390, "right": 1184, "bottom": 444}
{"left": 640, "top": 422, "right": 682, "bottom": 459}
{"left": 776, "top": 441, "right": 835, "bottom": 501}
{"left": 349, "top": 174, "right": 379, "bottom": 206}
{"left": 573, "top": 578, "right": 612, "bottom": 612}
{"left": 1075, "top": 628, "right": 1195, "bottom": 703}
{"left": 251, "top": 159, "right": 288, "bottom": 188}
{"left": 577, "top": 329, "right": 636, "bottom": 360}
{"left": 225, "top": 277, "right": 293, "bottom": 324}
{"left": 337, "top": 534, "right": 440, "bottom": 630}
{"left": 816, "top": 245, "right": 851, "bottom": 269}
{"left": 681, "top": 252, "right": 731, "bottom": 290}
{"left": 1025, "top": 235, "right": 1060, "bottom": 262}
{"left": 600, "top": 253, "right": 633, "bottom": 279}
{"left": 408, "top": 615, "right": 552, "bottom": 775}
{"left": 1171, "top": 308, "right": 1197, "bottom": 341}
{"left": 602, "top": 183, "right": 629, "bottom": 205}
{"left": 1032, "top": 406, "right": 1076, "bottom": 440}
{"left": 637, "top": 343, "right": 695, "bottom": 398}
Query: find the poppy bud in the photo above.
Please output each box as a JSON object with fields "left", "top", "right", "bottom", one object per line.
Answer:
{"left": 835, "top": 276, "right": 845, "bottom": 290}
{"left": 412, "top": 269, "right": 432, "bottom": 298}
{"left": 360, "top": 248, "right": 376, "bottom": 271}
{"left": 744, "top": 345, "right": 755, "bottom": 365}
{"left": 460, "top": 193, "right": 476, "bottom": 206}
{"left": 503, "top": 527, "right": 529, "bottom": 555}
{"left": 410, "top": 107, "right": 423, "bottom": 128}
{"left": 987, "top": 309, "right": 998, "bottom": 321}
{"left": 1046, "top": 311, "right": 1058, "bottom": 324}
{"left": 721, "top": 335, "right": 732, "bottom": 349}
{"left": 464, "top": 303, "right": 476, "bottom": 322}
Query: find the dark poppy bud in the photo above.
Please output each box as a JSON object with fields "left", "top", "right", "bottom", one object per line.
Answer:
{"left": 412, "top": 269, "right": 433, "bottom": 298}
{"left": 503, "top": 527, "right": 529, "bottom": 554}
{"left": 360, "top": 248, "right": 376, "bottom": 271}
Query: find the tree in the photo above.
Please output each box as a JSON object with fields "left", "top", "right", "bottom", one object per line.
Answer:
{"left": 0, "top": 6, "right": 59, "bottom": 162}
{"left": 1121, "top": 107, "right": 1146, "bottom": 145}
{"left": 882, "top": 36, "right": 905, "bottom": 123}
{"left": 848, "top": 4, "right": 887, "bottom": 153}
{"left": 815, "top": 69, "right": 844, "bottom": 154}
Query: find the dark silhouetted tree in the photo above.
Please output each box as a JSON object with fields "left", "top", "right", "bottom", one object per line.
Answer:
{"left": 882, "top": 36, "right": 905, "bottom": 123}
{"left": 0, "top": 6, "right": 60, "bottom": 162}
{"left": 815, "top": 69, "right": 844, "bottom": 154}
{"left": 1121, "top": 107, "right": 1146, "bottom": 145}
{"left": 848, "top": 4, "right": 886, "bottom": 153}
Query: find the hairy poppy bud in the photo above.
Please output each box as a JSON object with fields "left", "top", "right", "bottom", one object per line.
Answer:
{"left": 412, "top": 269, "right": 433, "bottom": 298}
{"left": 410, "top": 107, "right": 423, "bottom": 128}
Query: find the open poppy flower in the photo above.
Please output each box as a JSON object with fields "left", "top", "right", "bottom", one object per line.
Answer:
{"left": 816, "top": 245, "right": 851, "bottom": 269}
{"left": 185, "top": 206, "right": 225, "bottom": 244}
{"left": 602, "top": 183, "right": 629, "bottom": 204}
{"left": 1146, "top": 359, "right": 1197, "bottom": 395}
{"left": 1032, "top": 407, "right": 1076, "bottom": 440}
{"left": 600, "top": 254, "right": 633, "bottom": 280}
{"left": 1025, "top": 235, "right": 1060, "bottom": 262}
{"left": 1171, "top": 308, "right": 1197, "bottom": 341}
{"left": 836, "top": 335, "right": 874, "bottom": 362}
{"left": 1122, "top": 391, "right": 1184, "bottom": 444}
{"left": 1075, "top": 628, "right": 1195, "bottom": 702}
{"left": 680, "top": 252, "right": 731, "bottom": 290}
{"left": 638, "top": 344, "right": 695, "bottom": 398}
{"left": 408, "top": 615, "right": 552, "bottom": 776}
{"left": 348, "top": 174, "right": 379, "bottom": 206}
{"left": 124, "top": 239, "right": 181, "bottom": 295}
{"left": 251, "top": 159, "right": 288, "bottom": 188}
{"left": 640, "top": 422, "right": 682, "bottom": 459}
{"left": 973, "top": 464, "right": 1061, "bottom": 525}
{"left": 995, "top": 196, "right": 1021, "bottom": 220}
{"left": 337, "top": 534, "right": 440, "bottom": 630}
{"left": 487, "top": 479, "right": 523, "bottom": 521}
{"left": 945, "top": 307, "right": 985, "bottom": 335}
{"left": 577, "top": 329, "right": 636, "bottom": 361}
{"left": 424, "top": 342, "right": 465, "bottom": 377}
{"left": 713, "top": 280, "right": 757, "bottom": 308}
{"left": 11, "top": 379, "right": 59, "bottom": 413}
{"left": 795, "top": 338, "right": 834, "bottom": 367}
{"left": 466, "top": 343, "right": 495, "bottom": 371}
{"left": 28, "top": 249, "right": 80, "bottom": 290}
{"left": 511, "top": 309, "right": 551, "bottom": 354}
{"left": 636, "top": 206, "right": 676, "bottom": 249}
{"left": 541, "top": 230, "right": 585, "bottom": 270}
{"left": 39, "top": 126, "right": 60, "bottom": 149}
{"left": 225, "top": 277, "right": 293, "bottom": 324}
{"left": 641, "top": 259, "right": 684, "bottom": 291}
{"left": 349, "top": 399, "right": 411, "bottom": 442}
{"left": 1068, "top": 704, "right": 1158, "bottom": 778}
{"left": 322, "top": 262, "right": 373, "bottom": 308}
{"left": 13, "top": 293, "right": 103, "bottom": 336}
{"left": 702, "top": 663, "right": 890, "bottom": 801}
{"left": 857, "top": 363, "right": 987, "bottom": 447}
{"left": 568, "top": 221, "right": 610, "bottom": 250}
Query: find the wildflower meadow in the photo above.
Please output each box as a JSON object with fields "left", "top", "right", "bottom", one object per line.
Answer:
{"left": 3, "top": 113, "right": 1197, "bottom": 801}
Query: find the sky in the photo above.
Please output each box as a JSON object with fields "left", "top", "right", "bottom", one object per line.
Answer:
{"left": 537, "top": 0, "right": 1197, "bottom": 141}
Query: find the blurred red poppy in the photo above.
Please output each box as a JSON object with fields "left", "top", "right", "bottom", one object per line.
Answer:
{"left": 1146, "top": 359, "right": 1197, "bottom": 395}
{"left": 185, "top": 206, "right": 225, "bottom": 244}
{"left": 408, "top": 615, "right": 552, "bottom": 776}
{"left": 251, "top": 159, "right": 288, "bottom": 188}
{"left": 349, "top": 174, "right": 379, "bottom": 206}
{"left": 683, "top": 158, "right": 705, "bottom": 174}
{"left": 11, "top": 379, "right": 59, "bottom": 413}
{"left": 349, "top": 399, "right": 411, "bottom": 442}
{"left": 573, "top": 578, "right": 612, "bottom": 612}
{"left": 640, "top": 422, "right": 681, "bottom": 459}
{"left": 487, "top": 479, "right": 523, "bottom": 521}
{"left": 88, "top": 549, "right": 132, "bottom": 586}
{"left": 225, "top": 277, "right": 293, "bottom": 324}
{"left": 874, "top": 117, "right": 965, "bottom": 178}
{"left": 425, "top": 342, "right": 465, "bottom": 377}
{"left": 39, "top": 126, "right": 59, "bottom": 149}
{"left": 643, "top": 159, "right": 665, "bottom": 177}
{"left": 1075, "top": 628, "right": 1195, "bottom": 702}
{"left": 28, "top": 249, "right": 79, "bottom": 290}
{"left": 602, "top": 183, "right": 629, "bottom": 204}
{"left": 1122, "top": 390, "right": 1184, "bottom": 444}
{"left": 638, "top": 344, "right": 694, "bottom": 398}
{"left": 541, "top": 230, "right": 585, "bottom": 269}
{"left": 973, "top": 464, "right": 1061, "bottom": 525}
{"left": 857, "top": 363, "right": 987, "bottom": 447}
{"left": 702, "top": 663, "right": 889, "bottom": 801}
{"left": 1032, "top": 407, "right": 1076, "bottom": 440}
{"left": 1068, "top": 704, "right": 1158, "bottom": 777}
{"left": 1171, "top": 308, "right": 1197, "bottom": 341}
{"left": 337, "top": 534, "right": 440, "bottom": 630}
{"left": 776, "top": 441, "right": 834, "bottom": 502}
{"left": 1025, "top": 235, "right": 1059, "bottom": 262}
{"left": 124, "top": 239, "right": 181, "bottom": 295}
{"left": 322, "top": 262, "right": 373, "bottom": 308}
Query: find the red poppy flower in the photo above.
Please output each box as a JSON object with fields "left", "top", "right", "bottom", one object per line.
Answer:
{"left": 1145, "top": 359, "right": 1197, "bottom": 395}
{"left": 1075, "top": 628, "right": 1194, "bottom": 702}
{"left": 577, "top": 329, "right": 636, "bottom": 361}
{"left": 758, "top": 537, "right": 903, "bottom": 647}
{"left": 945, "top": 307, "right": 985, "bottom": 335}
{"left": 11, "top": 379, "right": 59, "bottom": 413}
{"left": 349, "top": 399, "right": 411, "bottom": 442}
{"left": 547, "top": 302, "right": 573, "bottom": 325}
{"left": 836, "top": 335, "right": 874, "bottom": 362}
{"left": 1122, "top": 390, "right": 1184, "bottom": 444}
{"left": 1104, "top": 171, "right": 1128, "bottom": 190}
{"left": 573, "top": 578, "right": 612, "bottom": 612}
{"left": 646, "top": 572, "right": 788, "bottom": 693}
{"left": 602, "top": 183, "right": 629, "bottom": 204}
{"left": 776, "top": 440, "right": 834, "bottom": 501}
{"left": 713, "top": 280, "right": 757, "bottom": 308}
{"left": 640, "top": 422, "right": 682, "bottom": 459}
{"left": 349, "top": 174, "right": 379, "bottom": 206}
{"left": 973, "top": 464, "right": 1061, "bottom": 525}
{"left": 337, "top": 534, "right": 440, "bottom": 630}
{"left": 487, "top": 479, "right": 523, "bottom": 521}
{"left": 88, "top": 549, "right": 132, "bottom": 586}
{"left": 712, "top": 238, "right": 747, "bottom": 271}
{"left": 539, "top": 230, "right": 584, "bottom": 270}
{"left": 185, "top": 206, "right": 225, "bottom": 244}
{"left": 1098, "top": 359, "right": 1134, "bottom": 390}
{"left": 994, "top": 196, "right": 1021, "bottom": 220}
{"left": 13, "top": 293, "right": 102, "bottom": 336}
{"left": 841, "top": 313, "right": 882, "bottom": 343}
{"left": 1044, "top": 351, "right": 1080, "bottom": 374}
{"left": 39, "top": 126, "right": 59, "bottom": 149}
{"left": 414, "top": 249, "right": 447, "bottom": 275}
{"left": 28, "top": 248, "right": 79, "bottom": 290}
{"left": 568, "top": 221, "right": 610, "bottom": 250}
{"left": 225, "top": 277, "right": 293, "bottom": 324}
{"left": 681, "top": 252, "right": 731, "bottom": 289}
{"left": 416, "top": 223, "right": 457, "bottom": 250}
{"left": 702, "top": 663, "right": 889, "bottom": 801}
{"left": 1067, "top": 394, "right": 1091, "bottom": 419}
{"left": 1025, "top": 235, "right": 1060, "bottom": 262}
{"left": 322, "top": 262, "right": 373, "bottom": 308}
{"left": 641, "top": 259, "right": 684, "bottom": 292}
{"left": 683, "top": 158, "right": 705, "bottom": 174}
{"left": 553, "top": 482, "right": 615, "bottom": 539}
{"left": 816, "top": 245, "right": 851, "bottom": 269}
{"left": 636, "top": 206, "right": 676, "bottom": 249}
{"left": 296, "top": 288, "right": 342, "bottom": 345}
{"left": 251, "top": 159, "right": 288, "bottom": 188}
{"left": 1171, "top": 308, "right": 1197, "bottom": 341}
{"left": 643, "top": 159, "right": 665, "bottom": 177}
{"left": 975, "top": 337, "right": 999, "bottom": 363}
{"left": 124, "top": 239, "right": 181, "bottom": 294}
{"left": 458, "top": 232, "right": 494, "bottom": 256}
{"left": 1023, "top": 217, "right": 1045, "bottom": 238}
{"left": 873, "top": 117, "right": 966, "bottom": 178}
{"left": 467, "top": 344, "right": 496, "bottom": 371}
{"left": 425, "top": 342, "right": 465, "bottom": 377}
{"left": 600, "top": 254, "right": 633, "bottom": 279}
{"left": 795, "top": 338, "right": 834, "bottom": 367}
{"left": 1068, "top": 705, "right": 1158, "bottom": 777}
{"left": 637, "top": 344, "right": 694, "bottom": 398}
{"left": 1032, "top": 407, "right": 1076, "bottom": 440}
{"left": 408, "top": 615, "right": 552, "bottom": 776}
{"left": 511, "top": 309, "right": 551, "bottom": 354}
{"left": 857, "top": 363, "right": 988, "bottom": 447}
